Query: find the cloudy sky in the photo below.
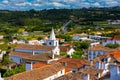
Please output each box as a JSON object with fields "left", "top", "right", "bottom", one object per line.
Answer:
{"left": 0, "top": 0, "right": 120, "bottom": 10}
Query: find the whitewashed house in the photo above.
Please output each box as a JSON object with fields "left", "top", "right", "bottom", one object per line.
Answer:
{"left": 93, "top": 52, "right": 120, "bottom": 79}
{"left": 72, "top": 34, "right": 88, "bottom": 41}
{"left": 87, "top": 44, "right": 111, "bottom": 60}
{"left": 80, "top": 68, "right": 103, "bottom": 80}
{"left": 102, "top": 35, "right": 120, "bottom": 46}
{"left": 107, "top": 63, "right": 120, "bottom": 80}
{"left": 9, "top": 28, "right": 75, "bottom": 63}
{"left": 89, "top": 35, "right": 108, "bottom": 41}
{"left": 28, "top": 40, "right": 41, "bottom": 45}
{"left": 4, "top": 63, "right": 65, "bottom": 80}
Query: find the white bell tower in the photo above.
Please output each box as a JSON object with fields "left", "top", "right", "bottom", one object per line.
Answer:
{"left": 46, "top": 28, "right": 59, "bottom": 46}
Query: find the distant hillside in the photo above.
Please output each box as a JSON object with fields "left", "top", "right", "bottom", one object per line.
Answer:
{"left": 0, "top": 7, "right": 120, "bottom": 33}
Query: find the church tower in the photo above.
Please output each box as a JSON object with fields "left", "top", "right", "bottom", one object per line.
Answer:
{"left": 46, "top": 28, "right": 59, "bottom": 46}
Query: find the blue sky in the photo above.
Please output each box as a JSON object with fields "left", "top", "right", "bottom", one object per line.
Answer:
{"left": 0, "top": 0, "right": 120, "bottom": 11}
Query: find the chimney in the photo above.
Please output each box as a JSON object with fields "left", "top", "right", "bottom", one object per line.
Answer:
{"left": 52, "top": 50, "right": 55, "bottom": 59}
{"left": 82, "top": 73, "right": 90, "bottom": 80}
{"left": 90, "top": 60, "right": 93, "bottom": 67}
{"left": 32, "top": 51, "right": 35, "bottom": 55}
{"left": 26, "top": 62, "right": 33, "bottom": 71}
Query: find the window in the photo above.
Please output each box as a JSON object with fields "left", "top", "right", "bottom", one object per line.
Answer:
{"left": 62, "top": 62, "right": 67, "bottom": 66}
{"left": 61, "top": 71, "right": 62, "bottom": 74}
{"left": 49, "top": 42, "right": 51, "bottom": 45}
{"left": 56, "top": 42, "right": 58, "bottom": 46}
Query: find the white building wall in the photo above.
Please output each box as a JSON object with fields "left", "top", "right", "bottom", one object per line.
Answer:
{"left": 107, "top": 65, "right": 120, "bottom": 80}
{"left": 103, "top": 40, "right": 120, "bottom": 46}
{"left": 46, "top": 40, "right": 59, "bottom": 46}
{"left": 26, "top": 62, "right": 32, "bottom": 71}
{"left": 67, "top": 48, "right": 75, "bottom": 55}
{"left": 53, "top": 47, "right": 60, "bottom": 55}
{"left": 10, "top": 56, "right": 21, "bottom": 63}
{"left": 82, "top": 74, "right": 90, "bottom": 80}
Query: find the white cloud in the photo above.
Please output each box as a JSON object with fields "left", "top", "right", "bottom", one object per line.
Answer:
{"left": 16, "top": 2, "right": 32, "bottom": 6}
{"left": 0, "top": 0, "right": 119, "bottom": 10}
{"left": 2, "top": 0, "right": 9, "bottom": 4}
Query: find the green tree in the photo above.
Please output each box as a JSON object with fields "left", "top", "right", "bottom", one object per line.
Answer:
{"left": 3, "top": 64, "right": 25, "bottom": 77}
{"left": 74, "top": 41, "right": 89, "bottom": 51}
{"left": 1, "top": 54, "right": 13, "bottom": 66}
{"left": 60, "top": 52, "right": 67, "bottom": 57}
{"left": 105, "top": 44, "right": 119, "bottom": 49}
{"left": 72, "top": 51, "right": 84, "bottom": 59}
{"left": 56, "top": 34, "right": 72, "bottom": 42}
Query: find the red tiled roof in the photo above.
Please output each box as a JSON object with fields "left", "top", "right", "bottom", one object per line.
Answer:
{"left": 80, "top": 68, "right": 103, "bottom": 80}
{"left": 33, "top": 62, "right": 48, "bottom": 69}
{"left": 61, "top": 43, "right": 73, "bottom": 47}
{"left": 88, "top": 44, "right": 120, "bottom": 52}
{"left": 108, "top": 52, "right": 120, "bottom": 59}
{"left": 15, "top": 44, "right": 55, "bottom": 51}
{"left": 65, "top": 67, "right": 72, "bottom": 73}
{"left": 56, "top": 38, "right": 65, "bottom": 40}
{"left": 24, "top": 53, "right": 62, "bottom": 61}
{"left": 54, "top": 71, "right": 82, "bottom": 80}
{"left": 113, "top": 35, "right": 120, "bottom": 40}
{"left": 58, "top": 58, "right": 90, "bottom": 68}
{"left": 59, "top": 46, "right": 71, "bottom": 52}
{"left": 9, "top": 52, "right": 33, "bottom": 58}
{"left": 4, "top": 63, "right": 64, "bottom": 80}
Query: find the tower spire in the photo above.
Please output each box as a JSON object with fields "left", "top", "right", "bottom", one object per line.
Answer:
{"left": 49, "top": 28, "right": 56, "bottom": 40}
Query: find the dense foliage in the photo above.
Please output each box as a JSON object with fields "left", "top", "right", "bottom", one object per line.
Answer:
{"left": 56, "top": 34, "right": 73, "bottom": 42}
{"left": 0, "top": 7, "right": 120, "bottom": 35}
{"left": 74, "top": 41, "right": 89, "bottom": 51}
{"left": 3, "top": 64, "right": 25, "bottom": 77}
{"left": 1, "top": 54, "right": 13, "bottom": 66}
{"left": 72, "top": 51, "right": 84, "bottom": 59}
{"left": 105, "top": 44, "right": 119, "bottom": 49}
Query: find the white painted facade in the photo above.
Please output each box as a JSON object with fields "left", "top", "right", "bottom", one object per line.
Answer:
{"left": 106, "top": 64, "right": 120, "bottom": 80}
{"left": 26, "top": 62, "right": 33, "bottom": 71}
{"left": 88, "top": 50, "right": 108, "bottom": 60}
{"left": 89, "top": 35, "right": 108, "bottom": 41}
{"left": 102, "top": 40, "right": 120, "bottom": 46}
{"left": 28, "top": 40, "right": 41, "bottom": 45}
{"left": 90, "top": 42, "right": 100, "bottom": 47}
{"left": 10, "top": 56, "right": 25, "bottom": 63}
{"left": 82, "top": 74, "right": 90, "bottom": 80}
{"left": 67, "top": 48, "right": 75, "bottom": 56}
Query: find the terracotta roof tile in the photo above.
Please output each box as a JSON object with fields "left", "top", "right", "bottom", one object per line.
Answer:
{"left": 113, "top": 35, "right": 120, "bottom": 40}
{"left": 54, "top": 72, "right": 82, "bottom": 80}
{"left": 65, "top": 67, "right": 72, "bottom": 73}
{"left": 15, "top": 44, "right": 55, "bottom": 51}
{"left": 88, "top": 44, "right": 120, "bottom": 52}
{"left": 24, "top": 53, "right": 62, "bottom": 62}
{"left": 5, "top": 63, "right": 64, "bottom": 80}
{"left": 9, "top": 52, "right": 33, "bottom": 58}
{"left": 15, "top": 44, "right": 71, "bottom": 53}
{"left": 33, "top": 62, "right": 48, "bottom": 69}
{"left": 80, "top": 68, "right": 103, "bottom": 80}
{"left": 58, "top": 58, "right": 90, "bottom": 68}
{"left": 108, "top": 52, "right": 120, "bottom": 59}
{"left": 59, "top": 46, "right": 71, "bottom": 52}
{"left": 93, "top": 52, "right": 120, "bottom": 64}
